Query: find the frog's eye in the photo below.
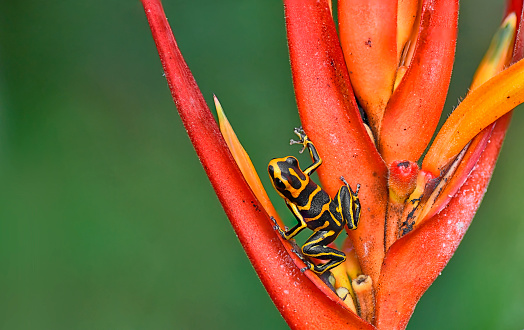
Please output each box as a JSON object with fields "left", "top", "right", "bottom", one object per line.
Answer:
{"left": 274, "top": 177, "right": 286, "bottom": 190}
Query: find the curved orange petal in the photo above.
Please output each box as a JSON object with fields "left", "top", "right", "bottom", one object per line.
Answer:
{"left": 215, "top": 96, "right": 285, "bottom": 227}
{"left": 379, "top": 0, "right": 458, "bottom": 165}
{"left": 141, "top": 1, "right": 374, "bottom": 328}
{"left": 422, "top": 57, "right": 524, "bottom": 176}
{"left": 338, "top": 0, "right": 398, "bottom": 135}
{"left": 375, "top": 113, "right": 512, "bottom": 330}
{"left": 285, "top": 0, "right": 388, "bottom": 287}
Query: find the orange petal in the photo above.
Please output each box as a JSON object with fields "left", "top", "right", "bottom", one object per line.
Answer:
{"left": 214, "top": 96, "right": 284, "bottom": 227}
{"left": 379, "top": 0, "right": 458, "bottom": 165}
{"left": 285, "top": 0, "right": 388, "bottom": 287}
{"left": 422, "top": 57, "right": 524, "bottom": 176}
{"left": 338, "top": 0, "right": 398, "bottom": 135}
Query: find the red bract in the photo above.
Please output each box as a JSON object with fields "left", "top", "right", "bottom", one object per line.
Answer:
{"left": 379, "top": 0, "right": 458, "bottom": 165}
{"left": 284, "top": 0, "right": 387, "bottom": 288}
{"left": 141, "top": 0, "right": 524, "bottom": 328}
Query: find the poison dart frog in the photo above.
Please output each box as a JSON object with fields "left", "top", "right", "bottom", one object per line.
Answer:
{"left": 268, "top": 127, "right": 361, "bottom": 274}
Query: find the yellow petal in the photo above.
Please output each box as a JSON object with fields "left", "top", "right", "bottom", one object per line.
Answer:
{"left": 331, "top": 263, "right": 357, "bottom": 313}
{"left": 470, "top": 13, "right": 516, "bottom": 90}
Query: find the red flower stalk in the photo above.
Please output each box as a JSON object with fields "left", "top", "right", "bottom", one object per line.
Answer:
{"left": 141, "top": 0, "right": 524, "bottom": 328}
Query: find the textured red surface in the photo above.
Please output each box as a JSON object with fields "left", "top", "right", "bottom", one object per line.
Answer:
{"left": 338, "top": 0, "right": 398, "bottom": 134}
{"left": 388, "top": 160, "right": 419, "bottom": 199}
{"left": 375, "top": 114, "right": 512, "bottom": 329}
{"left": 285, "top": 0, "right": 388, "bottom": 287}
{"left": 379, "top": 0, "right": 458, "bottom": 165}
{"left": 507, "top": 0, "right": 524, "bottom": 61}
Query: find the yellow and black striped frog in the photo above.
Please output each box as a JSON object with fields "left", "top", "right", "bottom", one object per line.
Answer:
{"left": 268, "top": 128, "right": 361, "bottom": 274}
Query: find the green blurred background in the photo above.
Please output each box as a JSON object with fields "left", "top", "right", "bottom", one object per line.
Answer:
{"left": 0, "top": 0, "right": 522, "bottom": 329}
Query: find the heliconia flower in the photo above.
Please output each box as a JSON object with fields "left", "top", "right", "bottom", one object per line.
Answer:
{"left": 140, "top": 0, "right": 524, "bottom": 329}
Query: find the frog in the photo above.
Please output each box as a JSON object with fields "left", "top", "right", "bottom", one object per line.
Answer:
{"left": 268, "top": 127, "right": 361, "bottom": 274}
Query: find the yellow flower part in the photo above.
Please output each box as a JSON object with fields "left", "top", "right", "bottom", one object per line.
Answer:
{"left": 214, "top": 96, "right": 283, "bottom": 226}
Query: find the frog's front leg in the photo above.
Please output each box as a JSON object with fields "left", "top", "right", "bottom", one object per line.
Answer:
{"left": 290, "top": 127, "right": 322, "bottom": 176}
{"left": 336, "top": 176, "right": 362, "bottom": 230}
{"left": 301, "top": 229, "right": 346, "bottom": 274}
{"left": 273, "top": 202, "right": 308, "bottom": 240}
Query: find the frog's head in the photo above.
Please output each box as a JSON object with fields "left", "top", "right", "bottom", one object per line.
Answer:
{"left": 268, "top": 156, "right": 307, "bottom": 200}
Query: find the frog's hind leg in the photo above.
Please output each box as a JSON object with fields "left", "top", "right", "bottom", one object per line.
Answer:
{"left": 336, "top": 178, "right": 361, "bottom": 230}
{"left": 301, "top": 230, "right": 346, "bottom": 274}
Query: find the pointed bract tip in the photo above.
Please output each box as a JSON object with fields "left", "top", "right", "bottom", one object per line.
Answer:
{"left": 471, "top": 12, "right": 516, "bottom": 90}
